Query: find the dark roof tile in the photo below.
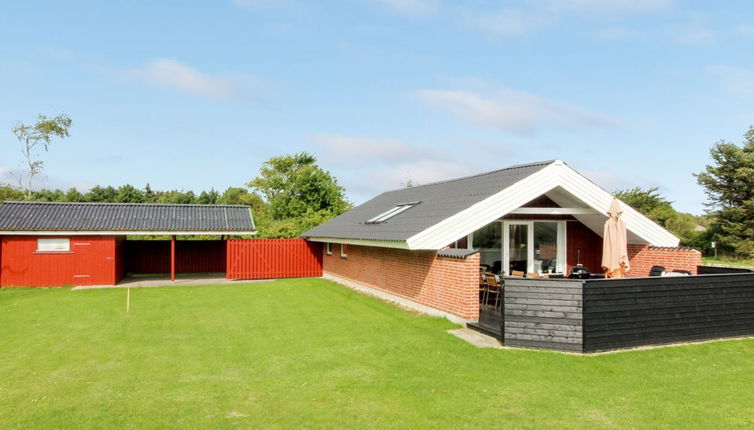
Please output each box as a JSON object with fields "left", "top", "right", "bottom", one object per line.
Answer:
{"left": 0, "top": 201, "right": 255, "bottom": 232}
{"left": 302, "top": 160, "right": 554, "bottom": 241}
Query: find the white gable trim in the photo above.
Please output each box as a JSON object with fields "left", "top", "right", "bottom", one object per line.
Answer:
{"left": 405, "top": 161, "right": 679, "bottom": 250}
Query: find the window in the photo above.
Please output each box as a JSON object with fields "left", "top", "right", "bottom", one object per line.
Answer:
{"left": 501, "top": 220, "right": 566, "bottom": 275}
{"left": 366, "top": 202, "right": 419, "bottom": 224}
{"left": 340, "top": 244, "right": 348, "bottom": 258}
{"left": 326, "top": 242, "right": 332, "bottom": 255}
{"left": 37, "top": 238, "right": 70, "bottom": 252}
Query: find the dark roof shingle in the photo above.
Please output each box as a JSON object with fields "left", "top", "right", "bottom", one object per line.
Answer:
{"left": 0, "top": 201, "right": 255, "bottom": 232}
{"left": 302, "top": 160, "right": 554, "bottom": 241}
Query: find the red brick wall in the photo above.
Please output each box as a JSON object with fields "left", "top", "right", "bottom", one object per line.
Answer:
{"left": 323, "top": 244, "right": 480, "bottom": 320}
{"left": 566, "top": 222, "right": 702, "bottom": 276}
{"left": 627, "top": 245, "right": 702, "bottom": 277}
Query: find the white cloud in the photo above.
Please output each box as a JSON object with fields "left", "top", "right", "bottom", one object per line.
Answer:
{"left": 595, "top": 27, "right": 643, "bottom": 40}
{"left": 708, "top": 65, "right": 754, "bottom": 99}
{"left": 671, "top": 28, "right": 715, "bottom": 45}
{"left": 231, "top": 0, "right": 301, "bottom": 10}
{"left": 547, "top": 0, "right": 673, "bottom": 13}
{"left": 668, "top": 19, "right": 716, "bottom": 46}
{"left": 416, "top": 86, "right": 613, "bottom": 133}
{"left": 0, "top": 167, "right": 21, "bottom": 188}
{"left": 464, "top": 8, "right": 550, "bottom": 37}
{"left": 0, "top": 166, "right": 95, "bottom": 192}
{"left": 368, "top": 0, "right": 438, "bottom": 15}
{"left": 315, "top": 134, "right": 425, "bottom": 165}
{"left": 739, "top": 24, "right": 754, "bottom": 37}
{"left": 372, "top": 160, "right": 477, "bottom": 189}
{"left": 313, "top": 133, "right": 493, "bottom": 201}
{"left": 126, "top": 58, "right": 253, "bottom": 102}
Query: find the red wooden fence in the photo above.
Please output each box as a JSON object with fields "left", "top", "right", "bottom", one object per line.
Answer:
{"left": 226, "top": 239, "right": 322, "bottom": 280}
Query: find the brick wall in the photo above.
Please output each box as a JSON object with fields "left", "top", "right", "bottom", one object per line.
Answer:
{"left": 627, "top": 245, "right": 702, "bottom": 277}
{"left": 323, "top": 244, "right": 480, "bottom": 320}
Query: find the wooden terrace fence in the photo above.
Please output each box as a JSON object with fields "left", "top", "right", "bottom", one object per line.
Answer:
{"left": 226, "top": 239, "right": 322, "bottom": 280}
{"left": 498, "top": 273, "right": 754, "bottom": 352}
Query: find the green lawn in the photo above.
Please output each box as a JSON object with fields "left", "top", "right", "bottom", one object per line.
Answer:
{"left": 702, "top": 256, "right": 754, "bottom": 269}
{"left": 1, "top": 279, "right": 752, "bottom": 429}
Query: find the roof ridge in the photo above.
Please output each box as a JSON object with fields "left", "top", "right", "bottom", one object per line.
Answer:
{"left": 0, "top": 201, "right": 251, "bottom": 208}
{"left": 380, "top": 160, "right": 558, "bottom": 193}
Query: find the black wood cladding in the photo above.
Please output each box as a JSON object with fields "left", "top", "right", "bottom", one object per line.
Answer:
{"left": 503, "top": 279, "right": 584, "bottom": 352}
{"left": 500, "top": 274, "right": 754, "bottom": 352}
{"left": 582, "top": 274, "right": 754, "bottom": 352}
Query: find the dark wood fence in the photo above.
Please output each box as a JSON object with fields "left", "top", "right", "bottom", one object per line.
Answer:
{"left": 226, "top": 239, "right": 322, "bottom": 280}
{"left": 124, "top": 240, "right": 226, "bottom": 274}
{"left": 498, "top": 274, "right": 754, "bottom": 353}
{"left": 503, "top": 278, "right": 584, "bottom": 352}
{"left": 697, "top": 265, "right": 754, "bottom": 274}
{"left": 582, "top": 274, "right": 754, "bottom": 351}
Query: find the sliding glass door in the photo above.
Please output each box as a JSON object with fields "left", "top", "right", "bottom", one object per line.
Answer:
{"left": 470, "top": 220, "right": 566, "bottom": 275}
{"left": 503, "top": 220, "right": 566, "bottom": 275}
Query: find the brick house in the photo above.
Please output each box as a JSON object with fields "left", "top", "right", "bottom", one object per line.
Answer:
{"left": 302, "top": 160, "right": 701, "bottom": 323}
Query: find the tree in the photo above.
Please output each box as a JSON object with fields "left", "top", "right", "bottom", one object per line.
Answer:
{"left": 247, "top": 152, "right": 350, "bottom": 237}
{"left": 11, "top": 114, "right": 72, "bottom": 198}
{"left": 86, "top": 186, "right": 117, "bottom": 202}
{"left": 614, "top": 186, "right": 701, "bottom": 246}
{"left": 64, "top": 188, "right": 86, "bottom": 202}
{"left": 197, "top": 189, "right": 220, "bottom": 205}
{"left": 695, "top": 126, "right": 754, "bottom": 257}
{"left": 115, "top": 184, "right": 146, "bottom": 203}
{"left": 248, "top": 152, "right": 350, "bottom": 219}
{"left": 0, "top": 185, "right": 24, "bottom": 202}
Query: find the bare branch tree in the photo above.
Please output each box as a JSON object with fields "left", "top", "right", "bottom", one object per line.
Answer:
{"left": 12, "top": 114, "right": 72, "bottom": 199}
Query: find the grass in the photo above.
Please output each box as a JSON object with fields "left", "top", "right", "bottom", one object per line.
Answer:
{"left": 702, "top": 256, "right": 754, "bottom": 269}
{"left": 1, "top": 279, "right": 753, "bottom": 429}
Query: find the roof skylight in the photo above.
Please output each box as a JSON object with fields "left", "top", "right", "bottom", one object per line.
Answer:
{"left": 366, "top": 202, "right": 419, "bottom": 224}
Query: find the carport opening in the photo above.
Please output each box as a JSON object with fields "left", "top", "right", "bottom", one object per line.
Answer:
{"left": 120, "top": 238, "right": 227, "bottom": 282}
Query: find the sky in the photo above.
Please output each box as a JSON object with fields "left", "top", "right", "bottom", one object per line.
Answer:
{"left": 1, "top": 0, "right": 752, "bottom": 214}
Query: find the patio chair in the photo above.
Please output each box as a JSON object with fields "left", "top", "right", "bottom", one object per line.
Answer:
{"left": 649, "top": 265, "right": 666, "bottom": 277}
{"left": 510, "top": 270, "right": 525, "bottom": 277}
{"left": 484, "top": 274, "right": 502, "bottom": 310}
{"left": 479, "top": 272, "right": 488, "bottom": 302}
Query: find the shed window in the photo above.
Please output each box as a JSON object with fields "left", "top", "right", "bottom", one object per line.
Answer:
{"left": 366, "top": 202, "right": 419, "bottom": 224}
{"left": 326, "top": 242, "right": 332, "bottom": 255}
{"left": 37, "top": 238, "right": 70, "bottom": 252}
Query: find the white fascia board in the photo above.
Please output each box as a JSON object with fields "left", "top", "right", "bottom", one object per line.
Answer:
{"left": 305, "top": 236, "right": 410, "bottom": 249}
{"left": 510, "top": 207, "right": 594, "bottom": 215}
{"left": 0, "top": 231, "right": 257, "bottom": 236}
{"left": 406, "top": 162, "right": 564, "bottom": 250}
{"left": 405, "top": 161, "right": 679, "bottom": 250}
{"left": 554, "top": 165, "right": 679, "bottom": 247}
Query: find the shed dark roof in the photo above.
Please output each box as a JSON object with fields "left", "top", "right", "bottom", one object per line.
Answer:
{"left": 436, "top": 248, "right": 480, "bottom": 259}
{"left": 0, "top": 201, "right": 255, "bottom": 233}
{"left": 302, "top": 160, "right": 554, "bottom": 242}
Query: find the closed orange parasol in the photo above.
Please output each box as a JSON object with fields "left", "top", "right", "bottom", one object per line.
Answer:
{"left": 602, "top": 198, "right": 630, "bottom": 278}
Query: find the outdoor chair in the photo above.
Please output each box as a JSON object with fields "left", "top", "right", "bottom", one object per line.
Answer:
{"left": 479, "top": 272, "right": 488, "bottom": 302}
{"left": 649, "top": 265, "right": 666, "bottom": 276}
{"left": 510, "top": 270, "right": 525, "bottom": 277}
{"left": 484, "top": 274, "right": 502, "bottom": 310}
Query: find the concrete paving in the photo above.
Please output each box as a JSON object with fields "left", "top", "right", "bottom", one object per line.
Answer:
{"left": 448, "top": 328, "right": 503, "bottom": 349}
{"left": 72, "top": 275, "right": 274, "bottom": 290}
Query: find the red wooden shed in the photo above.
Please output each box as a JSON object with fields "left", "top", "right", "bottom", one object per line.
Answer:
{"left": 0, "top": 201, "right": 256, "bottom": 287}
